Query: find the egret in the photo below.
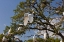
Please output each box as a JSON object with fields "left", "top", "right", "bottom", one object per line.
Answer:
{"left": 24, "top": 13, "right": 29, "bottom": 26}
{"left": 60, "top": 39, "right": 62, "bottom": 42}
{"left": 24, "top": 13, "right": 33, "bottom": 26}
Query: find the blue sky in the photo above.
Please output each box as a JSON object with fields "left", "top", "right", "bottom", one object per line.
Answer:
{"left": 0, "top": 0, "right": 24, "bottom": 33}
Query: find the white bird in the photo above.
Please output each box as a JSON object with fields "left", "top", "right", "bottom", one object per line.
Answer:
{"left": 2, "top": 36, "right": 7, "bottom": 42}
{"left": 24, "top": 13, "right": 33, "bottom": 26}
{"left": 24, "top": 13, "right": 29, "bottom": 26}
{"left": 63, "top": 12, "right": 64, "bottom": 16}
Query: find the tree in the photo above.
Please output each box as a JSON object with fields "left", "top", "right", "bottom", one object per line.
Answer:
{"left": 3, "top": 0, "right": 64, "bottom": 42}
{"left": 0, "top": 34, "right": 4, "bottom": 42}
{"left": 24, "top": 37, "right": 60, "bottom": 42}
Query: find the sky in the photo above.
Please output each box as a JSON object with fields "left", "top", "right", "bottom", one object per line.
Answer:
{"left": 0, "top": 0, "right": 24, "bottom": 33}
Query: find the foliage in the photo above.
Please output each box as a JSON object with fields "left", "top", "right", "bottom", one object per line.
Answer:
{"left": 25, "top": 37, "right": 60, "bottom": 42}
